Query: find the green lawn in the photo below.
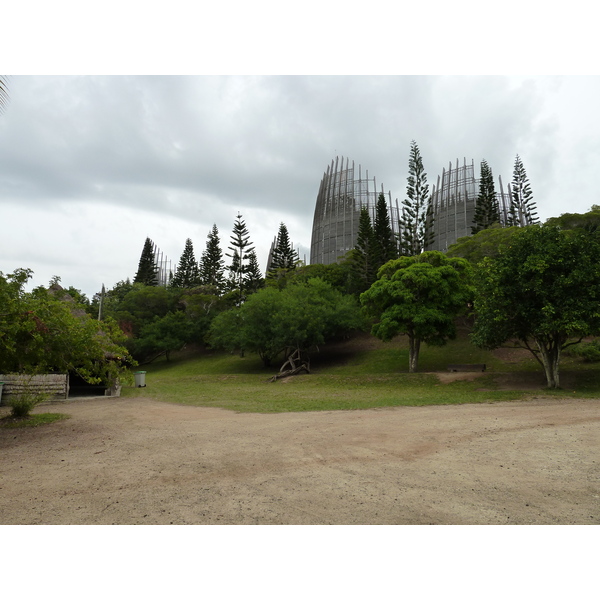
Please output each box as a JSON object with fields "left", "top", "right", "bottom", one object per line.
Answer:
{"left": 121, "top": 332, "right": 600, "bottom": 413}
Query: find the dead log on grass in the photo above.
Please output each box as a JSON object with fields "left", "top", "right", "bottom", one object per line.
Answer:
{"left": 268, "top": 348, "right": 310, "bottom": 382}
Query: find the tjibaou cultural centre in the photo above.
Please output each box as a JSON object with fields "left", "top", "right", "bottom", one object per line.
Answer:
{"left": 309, "top": 156, "right": 533, "bottom": 266}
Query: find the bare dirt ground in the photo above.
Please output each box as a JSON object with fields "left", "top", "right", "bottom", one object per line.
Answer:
{"left": 1, "top": 393, "right": 599, "bottom": 525}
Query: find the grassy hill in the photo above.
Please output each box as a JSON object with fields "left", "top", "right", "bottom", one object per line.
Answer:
{"left": 121, "top": 328, "right": 600, "bottom": 413}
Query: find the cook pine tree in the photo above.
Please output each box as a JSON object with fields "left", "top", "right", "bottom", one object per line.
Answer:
{"left": 400, "top": 140, "right": 434, "bottom": 256}
{"left": 267, "top": 222, "right": 298, "bottom": 278}
{"left": 199, "top": 224, "right": 226, "bottom": 293}
{"left": 133, "top": 237, "right": 159, "bottom": 286}
{"left": 373, "top": 192, "right": 398, "bottom": 267}
{"left": 471, "top": 159, "right": 500, "bottom": 234}
{"left": 507, "top": 154, "right": 538, "bottom": 227}
{"left": 245, "top": 249, "right": 264, "bottom": 294}
{"left": 171, "top": 238, "right": 199, "bottom": 288}
{"left": 226, "top": 213, "right": 256, "bottom": 304}
{"left": 351, "top": 205, "right": 377, "bottom": 291}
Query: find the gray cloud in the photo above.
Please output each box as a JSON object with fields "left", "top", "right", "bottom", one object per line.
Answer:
{"left": 1, "top": 75, "right": 598, "bottom": 298}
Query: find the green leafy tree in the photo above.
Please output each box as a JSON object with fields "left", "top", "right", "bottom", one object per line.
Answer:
{"left": 199, "top": 224, "right": 226, "bottom": 293}
{"left": 471, "top": 225, "right": 600, "bottom": 388}
{"left": 0, "top": 270, "right": 133, "bottom": 385}
{"left": 507, "top": 154, "right": 538, "bottom": 226}
{"left": 209, "top": 279, "right": 365, "bottom": 367}
{"left": 134, "top": 311, "right": 203, "bottom": 362}
{"left": 271, "top": 261, "right": 354, "bottom": 295}
{"left": 171, "top": 238, "right": 200, "bottom": 288}
{"left": 400, "top": 141, "right": 433, "bottom": 256}
{"left": 133, "top": 237, "right": 159, "bottom": 286}
{"left": 545, "top": 205, "right": 600, "bottom": 235}
{"left": 113, "top": 284, "right": 180, "bottom": 337}
{"left": 360, "top": 252, "right": 473, "bottom": 373}
{"left": 373, "top": 193, "right": 397, "bottom": 265}
{"left": 471, "top": 160, "right": 499, "bottom": 234}
{"left": 446, "top": 224, "right": 521, "bottom": 265}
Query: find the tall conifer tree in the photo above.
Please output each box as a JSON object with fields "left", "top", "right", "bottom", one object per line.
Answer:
{"left": 351, "top": 205, "right": 377, "bottom": 290}
{"left": 373, "top": 193, "right": 397, "bottom": 266}
{"left": 400, "top": 141, "right": 433, "bottom": 256}
{"left": 133, "top": 237, "right": 159, "bottom": 286}
{"left": 171, "top": 238, "right": 199, "bottom": 288}
{"left": 507, "top": 154, "right": 538, "bottom": 226}
{"left": 199, "top": 224, "right": 226, "bottom": 292}
{"left": 245, "top": 249, "right": 264, "bottom": 294}
{"left": 268, "top": 222, "right": 298, "bottom": 277}
{"left": 226, "top": 213, "right": 255, "bottom": 304}
{"left": 471, "top": 159, "right": 500, "bottom": 234}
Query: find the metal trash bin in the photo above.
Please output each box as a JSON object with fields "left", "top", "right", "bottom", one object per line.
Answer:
{"left": 134, "top": 371, "right": 147, "bottom": 388}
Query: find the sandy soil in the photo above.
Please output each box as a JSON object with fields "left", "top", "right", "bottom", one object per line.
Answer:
{"left": 1, "top": 394, "right": 599, "bottom": 525}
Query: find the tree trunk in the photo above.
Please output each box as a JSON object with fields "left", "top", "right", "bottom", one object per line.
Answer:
{"left": 536, "top": 338, "right": 561, "bottom": 388}
{"left": 408, "top": 335, "right": 420, "bottom": 373}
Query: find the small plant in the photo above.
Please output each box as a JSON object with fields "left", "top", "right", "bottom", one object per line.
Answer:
{"left": 8, "top": 389, "right": 49, "bottom": 418}
{"left": 569, "top": 340, "right": 600, "bottom": 363}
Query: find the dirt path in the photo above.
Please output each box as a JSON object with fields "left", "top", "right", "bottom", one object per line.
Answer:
{"left": 1, "top": 397, "right": 599, "bottom": 524}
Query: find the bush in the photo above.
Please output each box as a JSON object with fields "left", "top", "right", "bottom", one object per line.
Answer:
{"left": 570, "top": 340, "right": 600, "bottom": 363}
{"left": 8, "top": 390, "right": 49, "bottom": 418}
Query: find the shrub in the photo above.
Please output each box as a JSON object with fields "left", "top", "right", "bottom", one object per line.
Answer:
{"left": 570, "top": 340, "right": 600, "bottom": 363}
{"left": 8, "top": 390, "right": 49, "bottom": 418}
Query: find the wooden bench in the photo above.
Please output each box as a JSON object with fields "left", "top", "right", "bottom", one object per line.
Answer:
{"left": 447, "top": 364, "right": 486, "bottom": 372}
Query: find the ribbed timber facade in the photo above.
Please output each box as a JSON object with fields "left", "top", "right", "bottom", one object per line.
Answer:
{"left": 425, "top": 158, "right": 514, "bottom": 252}
{"left": 310, "top": 156, "right": 400, "bottom": 265}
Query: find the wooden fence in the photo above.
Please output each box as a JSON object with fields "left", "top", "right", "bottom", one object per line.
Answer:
{"left": 0, "top": 374, "right": 69, "bottom": 400}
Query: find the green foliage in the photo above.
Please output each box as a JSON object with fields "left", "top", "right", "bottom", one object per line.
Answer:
{"left": 507, "top": 154, "right": 538, "bottom": 226}
{"left": 268, "top": 222, "right": 298, "bottom": 278}
{"left": 373, "top": 193, "right": 397, "bottom": 264}
{"left": 471, "top": 225, "right": 600, "bottom": 388}
{"left": 568, "top": 339, "right": 600, "bottom": 362}
{"left": 226, "top": 213, "right": 260, "bottom": 304}
{"left": 0, "top": 270, "right": 134, "bottom": 386}
{"left": 133, "top": 237, "right": 159, "bottom": 285}
{"left": 400, "top": 140, "right": 433, "bottom": 255}
{"left": 209, "top": 279, "right": 366, "bottom": 367}
{"left": 114, "top": 283, "right": 181, "bottom": 336}
{"left": 272, "top": 262, "right": 355, "bottom": 295}
{"left": 199, "top": 224, "right": 226, "bottom": 293}
{"left": 171, "top": 238, "right": 200, "bottom": 288}
{"left": 545, "top": 205, "right": 600, "bottom": 235}
{"left": 349, "top": 206, "right": 377, "bottom": 292}
{"left": 471, "top": 159, "right": 499, "bottom": 234}
{"left": 7, "top": 388, "right": 49, "bottom": 418}
{"left": 134, "top": 311, "right": 203, "bottom": 361}
{"left": 361, "top": 252, "right": 473, "bottom": 372}
{"left": 446, "top": 224, "right": 521, "bottom": 265}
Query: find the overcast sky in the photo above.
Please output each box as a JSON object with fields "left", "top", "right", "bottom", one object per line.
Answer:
{"left": 1, "top": 74, "right": 599, "bottom": 299}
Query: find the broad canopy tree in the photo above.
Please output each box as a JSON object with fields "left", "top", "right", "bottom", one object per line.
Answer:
{"left": 360, "top": 252, "right": 472, "bottom": 373}
{"left": 209, "top": 278, "right": 364, "bottom": 368}
{"left": 0, "top": 269, "right": 133, "bottom": 385}
{"left": 471, "top": 224, "right": 600, "bottom": 388}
